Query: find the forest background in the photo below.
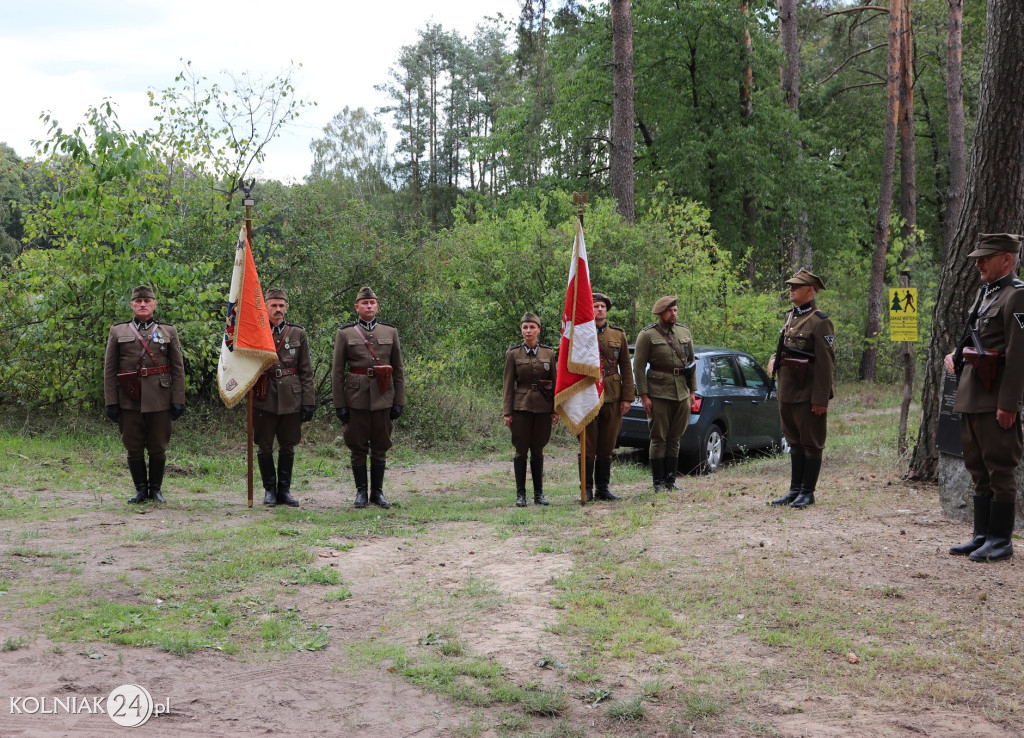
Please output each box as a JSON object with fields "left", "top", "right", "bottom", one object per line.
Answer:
{"left": 0, "top": 0, "right": 990, "bottom": 471}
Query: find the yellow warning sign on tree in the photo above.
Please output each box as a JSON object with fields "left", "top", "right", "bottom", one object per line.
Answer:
{"left": 889, "top": 287, "right": 918, "bottom": 341}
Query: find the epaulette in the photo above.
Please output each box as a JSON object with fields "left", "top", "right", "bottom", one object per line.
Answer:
{"left": 113, "top": 320, "right": 130, "bottom": 326}
{"left": 1012, "top": 278, "right": 1024, "bottom": 289}
{"left": 539, "top": 343, "right": 552, "bottom": 349}
{"left": 816, "top": 310, "right": 829, "bottom": 319}
{"left": 509, "top": 343, "right": 523, "bottom": 350}
{"left": 378, "top": 321, "right": 396, "bottom": 328}
{"left": 642, "top": 323, "right": 657, "bottom": 331}
{"left": 286, "top": 321, "right": 304, "bottom": 329}
{"left": 155, "top": 319, "right": 173, "bottom": 326}
{"left": 339, "top": 321, "right": 356, "bottom": 329}
{"left": 609, "top": 324, "right": 625, "bottom": 332}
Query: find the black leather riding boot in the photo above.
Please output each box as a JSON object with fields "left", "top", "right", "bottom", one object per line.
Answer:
{"left": 353, "top": 464, "right": 368, "bottom": 508}
{"left": 662, "top": 456, "right": 680, "bottom": 490}
{"left": 127, "top": 458, "right": 148, "bottom": 504}
{"left": 531, "top": 457, "right": 548, "bottom": 505}
{"left": 594, "top": 459, "right": 620, "bottom": 501}
{"left": 370, "top": 462, "right": 390, "bottom": 509}
{"left": 148, "top": 456, "right": 166, "bottom": 503}
{"left": 584, "top": 458, "right": 595, "bottom": 502}
{"left": 790, "top": 456, "right": 820, "bottom": 509}
{"left": 650, "top": 457, "right": 665, "bottom": 492}
{"left": 277, "top": 452, "right": 299, "bottom": 507}
{"left": 258, "top": 453, "right": 277, "bottom": 506}
{"left": 950, "top": 495, "right": 990, "bottom": 556}
{"left": 969, "top": 499, "right": 1015, "bottom": 562}
{"left": 770, "top": 449, "right": 805, "bottom": 506}
{"left": 514, "top": 458, "right": 527, "bottom": 507}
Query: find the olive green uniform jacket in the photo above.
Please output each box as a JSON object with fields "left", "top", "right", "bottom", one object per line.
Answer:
{"left": 772, "top": 302, "right": 836, "bottom": 406}
{"left": 103, "top": 320, "right": 186, "bottom": 413}
{"left": 502, "top": 344, "right": 557, "bottom": 415}
{"left": 632, "top": 322, "right": 696, "bottom": 400}
{"left": 253, "top": 323, "right": 315, "bottom": 415}
{"left": 598, "top": 324, "right": 635, "bottom": 405}
{"left": 333, "top": 321, "right": 406, "bottom": 411}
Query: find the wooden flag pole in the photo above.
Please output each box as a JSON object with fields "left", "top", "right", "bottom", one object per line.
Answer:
{"left": 244, "top": 187, "right": 256, "bottom": 508}
{"left": 574, "top": 192, "right": 588, "bottom": 506}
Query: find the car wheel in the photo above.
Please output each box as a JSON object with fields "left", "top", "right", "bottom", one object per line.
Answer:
{"left": 693, "top": 424, "right": 725, "bottom": 475}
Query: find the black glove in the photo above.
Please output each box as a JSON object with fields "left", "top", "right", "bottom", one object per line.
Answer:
{"left": 170, "top": 403, "right": 185, "bottom": 420}
{"left": 390, "top": 404, "right": 403, "bottom": 420}
{"left": 336, "top": 407, "right": 349, "bottom": 424}
{"left": 300, "top": 405, "right": 315, "bottom": 422}
{"left": 106, "top": 404, "right": 121, "bottom": 422}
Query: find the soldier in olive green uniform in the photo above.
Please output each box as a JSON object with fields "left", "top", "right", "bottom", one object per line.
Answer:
{"left": 253, "top": 288, "right": 315, "bottom": 508}
{"left": 767, "top": 269, "right": 835, "bottom": 509}
{"left": 945, "top": 234, "right": 1024, "bottom": 562}
{"left": 581, "top": 292, "right": 635, "bottom": 501}
{"left": 632, "top": 296, "right": 696, "bottom": 492}
{"left": 103, "top": 286, "right": 186, "bottom": 503}
{"left": 333, "top": 287, "right": 405, "bottom": 509}
{"left": 503, "top": 312, "right": 559, "bottom": 507}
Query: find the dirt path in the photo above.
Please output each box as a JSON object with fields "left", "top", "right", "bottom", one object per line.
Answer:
{"left": 2, "top": 454, "right": 1023, "bottom": 737}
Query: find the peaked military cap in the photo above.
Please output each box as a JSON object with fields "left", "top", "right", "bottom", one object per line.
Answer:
{"left": 968, "top": 233, "right": 1023, "bottom": 258}
{"left": 592, "top": 292, "right": 612, "bottom": 309}
{"left": 131, "top": 286, "right": 155, "bottom": 300}
{"left": 356, "top": 286, "right": 378, "bottom": 301}
{"left": 265, "top": 287, "right": 288, "bottom": 301}
{"left": 785, "top": 268, "right": 826, "bottom": 291}
{"left": 520, "top": 312, "right": 542, "bottom": 327}
{"left": 651, "top": 295, "right": 677, "bottom": 314}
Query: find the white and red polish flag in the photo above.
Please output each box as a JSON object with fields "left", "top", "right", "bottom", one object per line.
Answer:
{"left": 554, "top": 217, "right": 603, "bottom": 434}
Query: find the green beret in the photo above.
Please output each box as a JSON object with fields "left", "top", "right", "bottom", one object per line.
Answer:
{"left": 784, "top": 268, "right": 826, "bottom": 291}
{"left": 651, "top": 295, "right": 677, "bottom": 314}
{"left": 968, "top": 233, "right": 1022, "bottom": 258}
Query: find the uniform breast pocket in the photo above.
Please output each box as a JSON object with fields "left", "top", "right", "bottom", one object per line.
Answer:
{"left": 650, "top": 339, "right": 667, "bottom": 346}
{"left": 117, "top": 336, "right": 135, "bottom": 343}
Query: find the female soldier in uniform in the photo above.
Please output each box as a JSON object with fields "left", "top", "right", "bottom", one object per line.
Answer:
{"left": 503, "top": 313, "right": 559, "bottom": 506}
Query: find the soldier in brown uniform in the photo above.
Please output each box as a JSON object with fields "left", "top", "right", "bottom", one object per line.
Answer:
{"left": 632, "top": 296, "right": 696, "bottom": 492}
{"left": 253, "top": 288, "right": 315, "bottom": 508}
{"left": 503, "top": 313, "right": 559, "bottom": 507}
{"left": 103, "top": 286, "right": 186, "bottom": 503}
{"left": 945, "top": 233, "right": 1024, "bottom": 562}
{"left": 581, "top": 292, "right": 635, "bottom": 501}
{"left": 333, "top": 287, "right": 405, "bottom": 509}
{"left": 767, "top": 269, "right": 835, "bottom": 509}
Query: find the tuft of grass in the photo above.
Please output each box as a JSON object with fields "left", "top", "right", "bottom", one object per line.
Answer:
{"left": 2, "top": 636, "right": 28, "bottom": 651}
{"left": 682, "top": 692, "right": 723, "bottom": 722}
{"left": 607, "top": 697, "right": 646, "bottom": 722}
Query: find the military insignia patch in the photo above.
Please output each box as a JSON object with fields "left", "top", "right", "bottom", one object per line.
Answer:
{"left": 824, "top": 335, "right": 835, "bottom": 347}
{"left": 1014, "top": 313, "right": 1024, "bottom": 330}
{"left": 543, "top": 362, "right": 550, "bottom": 371}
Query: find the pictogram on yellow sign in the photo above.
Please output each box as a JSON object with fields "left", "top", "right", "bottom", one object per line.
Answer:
{"left": 889, "top": 287, "right": 918, "bottom": 341}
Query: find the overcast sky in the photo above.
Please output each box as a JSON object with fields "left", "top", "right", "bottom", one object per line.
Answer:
{"left": 0, "top": 0, "right": 524, "bottom": 182}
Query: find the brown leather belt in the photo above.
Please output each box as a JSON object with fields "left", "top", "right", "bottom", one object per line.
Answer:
{"left": 602, "top": 369, "right": 620, "bottom": 378}
{"left": 348, "top": 366, "right": 378, "bottom": 376}
{"left": 138, "top": 365, "right": 170, "bottom": 377}
{"left": 270, "top": 367, "right": 298, "bottom": 377}
{"left": 651, "top": 365, "right": 686, "bottom": 376}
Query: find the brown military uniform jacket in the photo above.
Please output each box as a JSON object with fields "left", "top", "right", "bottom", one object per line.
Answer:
{"left": 503, "top": 344, "right": 557, "bottom": 414}
{"left": 632, "top": 322, "right": 696, "bottom": 401}
{"left": 253, "top": 322, "right": 315, "bottom": 415}
{"left": 333, "top": 321, "right": 406, "bottom": 411}
{"left": 954, "top": 273, "right": 1024, "bottom": 413}
{"left": 103, "top": 320, "right": 186, "bottom": 413}
{"left": 597, "top": 324, "right": 635, "bottom": 404}
{"left": 772, "top": 302, "right": 835, "bottom": 406}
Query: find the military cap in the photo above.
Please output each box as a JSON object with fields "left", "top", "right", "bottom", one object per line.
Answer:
{"left": 784, "top": 268, "right": 826, "bottom": 291}
{"left": 592, "top": 292, "right": 612, "bottom": 309}
{"left": 265, "top": 287, "right": 288, "bottom": 301}
{"left": 355, "top": 286, "right": 378, "bottom": 301}
{"left": 520, "top": 312, "right": 542, "bottom": 327}
{"left": 968, "top": 233, "right": 1023, "bottom": 258}
{"left": 651, "top": 295, "right": 677, "bottom": 314}
{"left": 131, "top": 286, "right": 155, "bottom": 300}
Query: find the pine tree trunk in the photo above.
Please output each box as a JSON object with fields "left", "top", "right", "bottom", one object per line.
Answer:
{"left": 910, "top": 0, "right": 1024, "bottom": 479}
{"left": 610, "top": 0, "right": 636, "bottom": 224}
{"left": 943, "top": 0, "right": 967, "bottom": 263}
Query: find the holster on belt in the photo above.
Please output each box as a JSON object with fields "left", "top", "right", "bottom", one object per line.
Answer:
{"left": 254, "top": 373, "right": 268, "bottom": 400}
{"left": 374, "top": 365, "right": 393, "bottom": 395}
{"left": 780, "top": 356, "right": 810, "bottom": 389}
{"left": 963, "top": 347, "right": 1002, "bottom": 393}
{"left": 117, "top": 371, "right": 142, "bottom": 401}
{"left": 535, "top": 379, "right": 554, "bottom": 399}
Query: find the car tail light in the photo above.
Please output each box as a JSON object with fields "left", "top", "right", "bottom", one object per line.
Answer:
{"left": 691, "top": 394, "right": 703, "bottom": 414}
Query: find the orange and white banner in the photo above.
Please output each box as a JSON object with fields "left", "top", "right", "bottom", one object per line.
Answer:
{"left": 217, "top": 227, "right": 277, "bottom": 408}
